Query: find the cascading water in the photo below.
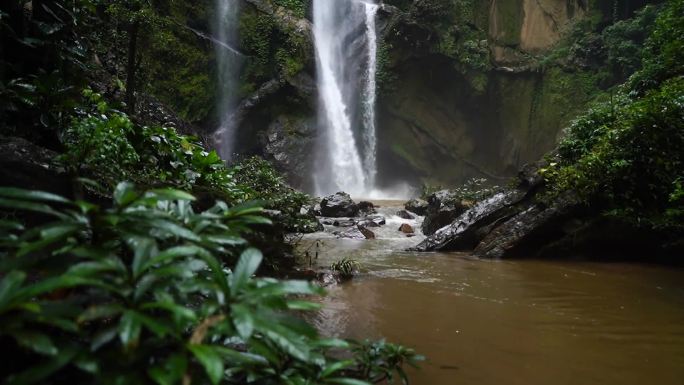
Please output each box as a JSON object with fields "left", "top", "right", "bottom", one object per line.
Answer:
{"left": 313, "top": 0, "right": 380, "bottom": 197}
{"left": 362, "top": 2, "right": 379, "bottom": 189}
{"left": 213, "top": 0, "right": 242, "bottom": 161}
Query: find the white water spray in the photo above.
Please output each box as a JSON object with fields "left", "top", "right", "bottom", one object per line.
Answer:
{"left": 313, "top": 0, "right": 380, "bottom": 196}
{"left": 213, "top": 0, "right": 242, "bottom": 161}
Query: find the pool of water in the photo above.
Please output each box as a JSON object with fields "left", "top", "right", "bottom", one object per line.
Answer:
{"left": 297, "top": 201, "right": 684, "bottom": 385}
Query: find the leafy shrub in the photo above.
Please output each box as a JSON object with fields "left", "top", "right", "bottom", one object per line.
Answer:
{"left": 272, "top": 0, "right": 307, "bottom": 18}
{"left": 602, "top": 5, "right": 660, "bottom": 82}
{"left": 0, "top": 184, "right": 421, "bottom": 384}
{"left": 232, "top": 156, "right": 319, "bottom": 232}
{"left": 0, "top": 0, "right": 92, "bottom": 144}
{"left": 544, "top": 0, "right": 684, "bottom": 229}
{"left": 61, "top": 90, "right": 244, "bottom": 200}
{"left": 546, "top": 78, "right": 684, "bottom": 228}
{"left": 330, "top": 258, "right": 360, "bottom": 279}
{"left": 421, "top": 178, "right": 500, "bottom": 203}
{"left": 629, "top": 0, "right": 684, "bottom": 94}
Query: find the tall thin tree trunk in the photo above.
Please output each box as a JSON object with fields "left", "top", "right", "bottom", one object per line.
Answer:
{"left": 125, "top": 20, "right": 140, "bottom": 114}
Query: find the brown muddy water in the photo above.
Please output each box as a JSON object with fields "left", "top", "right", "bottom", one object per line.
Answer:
{"left": 295, "top": 200, "right": 684, "bottom": 385}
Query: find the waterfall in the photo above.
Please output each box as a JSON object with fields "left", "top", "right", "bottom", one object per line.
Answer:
{"left": 213, "top": 0, "right": 242, "bottom": 161}
{"left": 313, "top": 0, "right": 380, "bottom": 197}
{"left": 362, "top": 2, "right": 379, "bottom": 189}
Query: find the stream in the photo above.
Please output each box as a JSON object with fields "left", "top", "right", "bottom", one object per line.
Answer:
{"left": 296, "top": 200, "right": 684, "bottom": 385}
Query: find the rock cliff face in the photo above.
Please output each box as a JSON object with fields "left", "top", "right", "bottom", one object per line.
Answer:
{"left": 374, "top": 0, "right": 603, "bottom": 188}
{"left": 156, "top": 0, "right": 654, "bottom": 191}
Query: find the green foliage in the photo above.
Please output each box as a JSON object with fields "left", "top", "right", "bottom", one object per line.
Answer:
{"left": 0, "top": 0, "right": 93, "bottom": 144}
{"left": 61, "top": 104, "right": 140, "bottom": 181}
{"left": 629, "top": 0, "right": 684, "bottom": 94}
{"left": 538, "top": 2, "right": 663, "bottom": 92}
{"left": 330, "top": 258, "right": 360, "bottom": 279}
{"left": 388, "top": 0, "right": 491, "bottom": 90}
{"left": 60, "top": 90, "right": 243, "bottom": 199}
{"left": 544, "top": 0, "right": 684, "bottom": 229}
{"left": 546, "top": 77, "right": 684, "bottom": 228}
{"left": 239, "top": 7, "right": 308, "bottom": 94}
{"left": 666, "top": 178, "right": 684, "bottom": 221}
{"left": 272, "top": 0, "right": 307, "bottom": 18}
{"left": 144, "top": 26, "right": 215, "bottom": 123}
{"left": 602, "top": 5, "right": 659, "bottom": 82}
{"left": 421, "top": 178, "right": 499, "bottom": 203}
{"left": 239, "top": 11, "right": 277, "bottom": 92}
{"left": 0, "top": 184, "right": 420, "bottom": 384}
{"left": 232, "top": 157, "right": 319, "bottom": 232}
{"left": 352, "top": 340, "right": 424, "bottom": 384}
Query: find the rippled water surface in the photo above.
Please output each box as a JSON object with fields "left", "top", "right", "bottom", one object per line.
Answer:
{"left": 298, "top": 201, "right": 684, "bottom": 385}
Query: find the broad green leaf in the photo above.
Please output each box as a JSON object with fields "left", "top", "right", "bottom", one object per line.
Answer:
{"left": 248, "top": 280, "right": 324, "bottom": 299}
{"left": 231, "top": 248, "right": 262, "bottom": 293}
{"left": 73, "top": 354, "right": 99, "bottom": 374}
{"left": 127, "top": 236, "right": 157, "bottom": 279}
{"left": 13, "top": 331, "right": 58, "bottom": 356}
{"left": 226, "top": 203, "right": 264, "bottom": 217}
{"left": 325, "top": 378, "right": 372, "bottom": 385}
{"left": 91, "top": 326, "right": 117, "bottom": 351}
{"left": 320, "top": 360, "right": 354, "bottom": 378}
{"left": 188, "top": 344, "right": 224, "bottom": 385}
{"left": 17, "top": 223, "right": 81, "bottom": 257}
{"left": 237, "top": 215, "right": 273, "bottom": 225}
{"left": 149, "top": 353, "right": 187, "bottom": 385}
{"left": 253, "top": 315, "right": 311, "bottom": 362}
{"left": 231, "top": 303, "right": 254, "bottom": 340}
{"left": 68, "top": 259, "right": 121, "bottom": 277}
{"left": 396, "top": 365, "right": 409, "bottom": 385}
{"left": 147, "top": 189, "right": 196, "bottom": 202}
{"left": 0, "top": 219, "right": 24, "bottom": 231}
{"left": 286, "top": 300, "right": 323, "bottom": 311}
{"left": 214, "top": 346, "right": 268, "bottom": 365}
{"left": 141, "top": 302, "right": 196, "bottom": 323}
{"left": 141, "top": 245, "right": 205, "bottom": 272}
{"left": 0, "top": 187, "right": 70, "bottom": 203}
{"left": 118, "top": 311, "right": 141, "bottom": 348}
{"left": 149, "top": 220, "right": 201, "bottom": 242}
{"left": 129, "top": 310, "right": 173, "bottom": 337}
{"left": 0, "top": 271, "right": 27, "bottom": 309}
{"left": 0, "top": 198, "right": 67, "bottom": 218}
{"left": 198, "top": 251, "right": 230, "bottom": 295}
{"left": 247, "top": 338, "right": 282, "bottom": 366}
{"left": 13, "top": 275, "right": 91, "bottom": 306}
{"left": 78, "top": 304, "right": 123, "bottom": 323}
{"left": 313, "top": 339, "right": 351, "bottom": 349}
{"left": 113, "top": 182, "right": 138, "bottom": 206}
{"left": 203, "top": 235, "right": 246, "bottom": 246}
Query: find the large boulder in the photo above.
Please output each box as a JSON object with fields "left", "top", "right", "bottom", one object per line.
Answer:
{"left": 413, "top": 189, "right": 527, "bottom": 252}
{"left": 357, "top": 225, "right": 376, "bottom": 240}
{"left": 358, "top": 201, "right": 376, "bottom": 215}
{"left": 404, "top": 198, "right": 428, "bottom": 216}
{"left": 399, "top": 223, "right": 415, "bottom": 234}
{"left": 320, "top": 192, "right": 359, "bottom": 217}
{"left": 421, "top": 190, "right": 471, "bottom": 235}
{"left": 0, "top": 136, "right": 70, "bottom": 196}
{"left": 473, "top": 192, "right": 581, "bottom": 258}
{"left": 337, "top": 224, "right": 375, "bottom": 240}
{"left": 359, "top": 215, "right": 386, "bottom": 227}
{"left": 262, "top": 115, "right": 317, "bottom": 190}
{"left": 395, "top": 210, "right": 414, "bottom": 219}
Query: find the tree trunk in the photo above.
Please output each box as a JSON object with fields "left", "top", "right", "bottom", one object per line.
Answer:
{"left": 125, "top": 20, "right": 140, "bottom": 114}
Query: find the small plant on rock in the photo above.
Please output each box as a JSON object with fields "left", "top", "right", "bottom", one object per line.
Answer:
{"left": 331, "top": 258, "right": 361, "bottom": 280}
